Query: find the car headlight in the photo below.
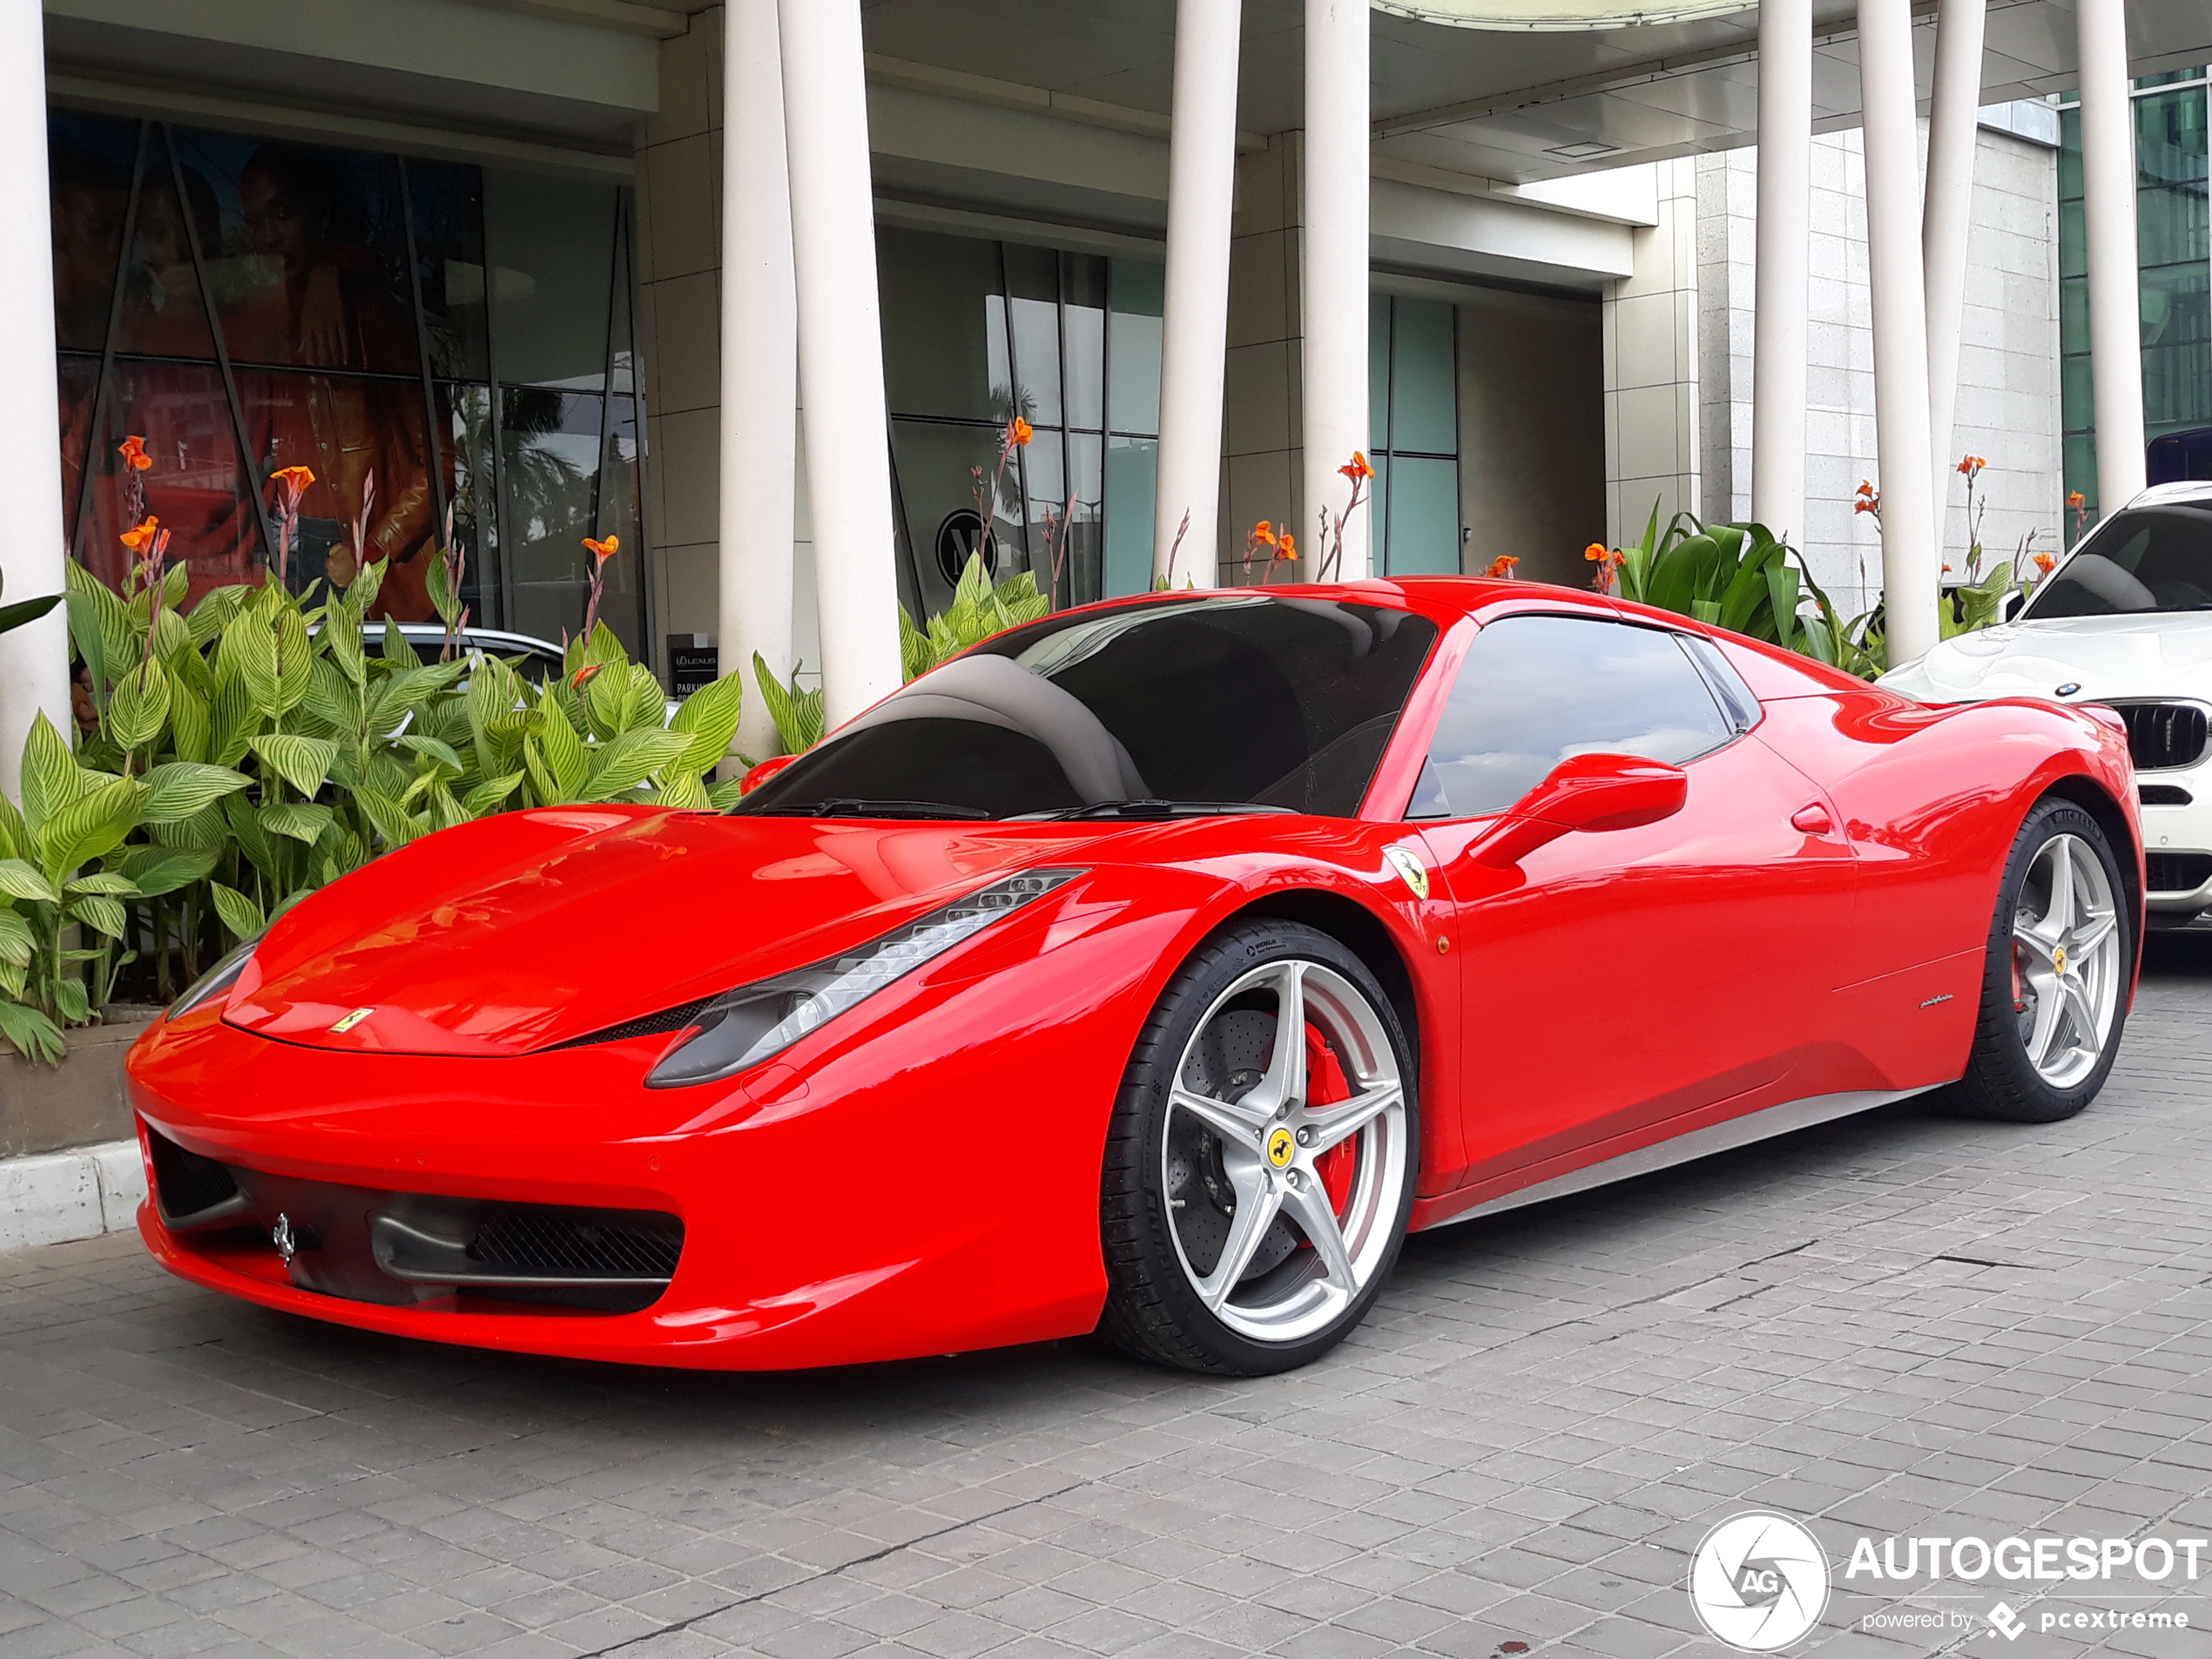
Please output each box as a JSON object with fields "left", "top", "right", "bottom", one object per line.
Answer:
{"left": 645, "top": 868, "right": 1085, "bottom": 1089}
{"left": 167, "top": 933, "right": 265, "bottom": 1020}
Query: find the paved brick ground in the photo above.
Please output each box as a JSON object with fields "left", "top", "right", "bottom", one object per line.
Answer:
{"left": 10, "top": 941, "right": 2212, "bottom": 1659}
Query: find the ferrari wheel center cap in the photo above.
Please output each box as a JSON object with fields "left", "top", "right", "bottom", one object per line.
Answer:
{"left": 1265, "top": 1126, "right": 1297, "bottom": 1170}
{"left": 2054, "top": 945, "right": 2068, "bottom": 975}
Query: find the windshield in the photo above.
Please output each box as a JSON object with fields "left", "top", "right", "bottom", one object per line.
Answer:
{"left": 734, "top": 595, "right": 1440, "bottom": 820}
{"left": 2025, "top": 503, "right": 2212, "bottom": 618}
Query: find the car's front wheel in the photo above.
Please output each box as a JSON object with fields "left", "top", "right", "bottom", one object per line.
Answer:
{"left": 1098, "top": 920, "right": 1417, "bottom": 1375}
{"left": 1947, "top": 798, "right": 2132, "bottom": 1123}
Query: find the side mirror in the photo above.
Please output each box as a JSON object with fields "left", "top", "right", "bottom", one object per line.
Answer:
{"left": 739, "top": 753, "right": 799, "bottom": 795}
{"left": 1474, "top": 753, "right": 1689, "bottom": 867}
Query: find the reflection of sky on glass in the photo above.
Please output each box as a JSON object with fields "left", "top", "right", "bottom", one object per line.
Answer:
{"left": 1426, "top": 616, "right": 1730, "bottom": 816}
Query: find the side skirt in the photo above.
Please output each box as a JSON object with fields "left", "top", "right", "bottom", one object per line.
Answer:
{"left": 1418, "top": 1085, "right": 1945, "bottom": 1231}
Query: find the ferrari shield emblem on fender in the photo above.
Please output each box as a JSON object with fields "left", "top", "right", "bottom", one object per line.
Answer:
{"left": 329, "top": 1007, "right": 374, "bottom": 1034}
{"left": 1384, "top": 845, "right": 1430, "bottom": 900}
{"left": 1266, "top": 1127, "right": 1297, "bottom": 1170}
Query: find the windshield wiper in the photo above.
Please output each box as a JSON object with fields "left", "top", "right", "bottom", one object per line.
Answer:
{"left": 1022, "top": 799, "right": 1298, "bottom": 821}
{"left": 770, "top": 798, "right": 995, "bottom": 820}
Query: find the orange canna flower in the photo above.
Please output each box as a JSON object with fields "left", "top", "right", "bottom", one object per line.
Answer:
{"left": 1339, "top": 452, "right": 1374, "bottom": 482}
{"left": 269, "top": 464, "right": 315, "bottom": 496}
{"left": 571, "top": 663, "right": 605, "bottom": 691}
{"left": 2067, "top": 490, "right": 2086, "bottom": 509}
{"left": 1856, "top": 480, "right": 1876, "bottom": 498}
{"left": 1486, "top": 556, "right": 1521, "bottom": 578}
{"left": 2033, "top": 553, "right": 2056, "bottom": 574}
{"left": 1942, "top": 563, "right": 1953, "bottom": 574}
{"left": 119, "top": 516, "right": 159, "bottom": 554}
{"left": 582, "top": 534, "right": 619, "bottom": 565}
{"left": 1583, "top": 543, "right": 1608, "bottom": 562}
{"left": 1278, "top": 532, "right": 1297, "bottom": 561}
{"left": 1251, "top": 521, "right": 1278, "bottom": 548}
{"left": 118, "top": 435, "right": 151, "bottom": 472}
{"left": 1008, "top": 416, "right": 1034, "bottom": 448}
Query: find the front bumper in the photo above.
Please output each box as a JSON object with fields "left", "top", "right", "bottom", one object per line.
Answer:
{"left": 124, "top": 932, "right": 1150, "bottom": 1368}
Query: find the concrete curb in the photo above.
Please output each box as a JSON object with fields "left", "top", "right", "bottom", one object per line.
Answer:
{"left": 0, "top": 1141, "right": 145, "bottom": 1254}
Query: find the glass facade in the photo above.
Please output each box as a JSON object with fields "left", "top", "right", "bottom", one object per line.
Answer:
{"left": 2060, "top": 73, "right": 2212, "bottom": 532}
{"left": 1368, "top": 294, "right": 1462, "bottom": 575}
{"left": 49, "top": 112, "right": 645, "bottom": 650}
{"left": 878, "top": 226, "right": 1163, "bottom": 613}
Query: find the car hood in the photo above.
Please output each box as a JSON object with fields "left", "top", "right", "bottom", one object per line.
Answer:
{"left": 220, "top": 807, "right": 1115, "bottom": 1057}
{"left": 1881, "top": 610, "right": 2212, "bottom": 704}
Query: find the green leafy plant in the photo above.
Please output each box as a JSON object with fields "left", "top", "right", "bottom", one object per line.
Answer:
{"left": 752, "top": 653, "right": 825, "bottom": 759}
{"left": 0, "top": 566, "right": 60, "bottom": 640}
{"left": 900, "top": 553, "right": 1049, "bottom": 682}
{"left": 18, "top": 549, "right": 747, "bottom": 1058}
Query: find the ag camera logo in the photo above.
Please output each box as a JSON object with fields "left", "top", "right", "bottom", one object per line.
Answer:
{"left": 1689, "top": 1513, "right": 1831, "bottom": 1650}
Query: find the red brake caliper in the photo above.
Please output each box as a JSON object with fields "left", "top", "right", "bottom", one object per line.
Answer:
{"left": 1304, "top": 1023, "right": 1358, "bottom": 1216}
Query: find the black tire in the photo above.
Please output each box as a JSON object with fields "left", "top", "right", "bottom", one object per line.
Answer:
{"left": 1097, "top": 919, "right": 1419, "bottom": 1375}
{"left": 1943, "top": 798, "right": 2133, "bottom": 1123}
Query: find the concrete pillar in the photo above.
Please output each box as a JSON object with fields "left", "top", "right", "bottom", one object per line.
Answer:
{"left": 778, "top": 0, "right": 902, "bottom": 724}
{"left": 2076, "top": 0, "right": 2146, "bottom": 513}
{"left": 1923, "top": 0, "right": 1985, "bottom": 516}
{"left": 1750, "top": 0, "right": 1811, "bottom": 546}
{"left": 1858, "top": 0, "right": 1941, "bottom": 664}
{"left": 1300, "top": 0, "right": 1371, "bottom": 580}
{"left": 0, "top": 0, "right": 70, "bottom": 796}
{"left": 722, "top": 0, "right": 798, "bottom": 760}
{"left": 1152, "top": 0, "right": 1243, "bottom": 590}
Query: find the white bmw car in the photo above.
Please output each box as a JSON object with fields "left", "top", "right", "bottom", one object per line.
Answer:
{"left": 1882, "top": 481, "right": 2212, "bottom": 927}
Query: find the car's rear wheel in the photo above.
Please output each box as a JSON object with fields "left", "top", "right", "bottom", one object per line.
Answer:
{"left": 1098, "top": 921, "right": 1417, "bottom": 1375}
{"left": 1946, "top": 799, "right": 2132, "bottom": 1123}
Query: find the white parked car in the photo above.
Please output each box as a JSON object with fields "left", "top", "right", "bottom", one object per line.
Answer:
{"left": 1881, "top": 481, "right": 2212, "bottom": 927}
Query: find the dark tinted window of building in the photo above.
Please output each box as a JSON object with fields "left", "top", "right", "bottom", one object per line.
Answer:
{"left": 48, "top": 112, "right": 644, "bottom": 656}
{"left": 1406, "top": 614, "right": 1731, "bottom": 819}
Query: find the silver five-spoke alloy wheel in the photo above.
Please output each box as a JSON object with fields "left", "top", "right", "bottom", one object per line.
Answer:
{"left": 2010, "top": 831, "right": 2122, "bottom": 1089}
{"left": 1162, "top": 959, "right": 1408, "bottom": 1345}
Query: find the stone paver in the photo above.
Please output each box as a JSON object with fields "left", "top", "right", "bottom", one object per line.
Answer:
{"left": 9, "top": 939, "right": 2212, "bottom": 1657}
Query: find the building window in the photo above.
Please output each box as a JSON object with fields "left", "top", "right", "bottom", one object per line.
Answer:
{"left": 2059, "top": 72, "right": 2211, "bottom": 531}
{"left": 49, "top": 112, "right": 646, "bottom": 652}
{"left": 1368, "top": 294, "right": 1462, "bottom": 576}
{"left": 876, "top": 226, "right": 1163, "bottom": 614}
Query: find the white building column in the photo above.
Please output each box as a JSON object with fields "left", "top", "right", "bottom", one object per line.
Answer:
{"left": 1858, "top": 0, "right": 1941, "bottom": 664}
{"left": 722, "top": 0, "right": 798, "bottom": 761}
{"left": 0, "top": 0, "right": 70, "bottom": 797}
{"left": 777, "top": 0, "right": 903, "bottom": 725}
{"left": 1750, "top": 0, "right": 1811, "bottom": 545}
{"left": 2076, "top": 0, "right": 2146, "bottom": 513}
{"left": 1152, "top": 0, "right": 1243, "bottom": 589}
{"left": 1300, "top": 0, "right": 1371, "bottom": 580}
{"left": 1923, "top": 0, "right": 1986, "bottom": 514}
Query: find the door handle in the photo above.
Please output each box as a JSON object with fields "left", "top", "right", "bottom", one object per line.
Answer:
{"left": 1790, "top": 802, "right": 1834, "bottom": 835}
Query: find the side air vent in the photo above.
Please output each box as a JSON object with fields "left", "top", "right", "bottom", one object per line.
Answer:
{"left": 548, "top": 997, "right": 713, "bottom": 1050}
{"left": 2140, "top": 783, "right": 2194, "bottom": 807}
{"left": 2144, "top": 852, "right": 2212, "bottom": 894}
{"left": 145, "top": 1126, "right": 250, "bottom": 1232}
{"left": 2111, "top": 702, "right": 2209, "bottom": 772}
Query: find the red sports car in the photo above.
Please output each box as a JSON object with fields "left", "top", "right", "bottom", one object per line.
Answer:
{"left": 127, "top": 579, "right": 2141, "bottom": 1375}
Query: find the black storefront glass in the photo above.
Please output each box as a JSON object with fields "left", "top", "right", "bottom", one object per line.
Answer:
{"left": 877, "top": 226, "right": 1163, "bottom": 617}
{"left": 48, "top": 111, "right": 647, "bottom": 653}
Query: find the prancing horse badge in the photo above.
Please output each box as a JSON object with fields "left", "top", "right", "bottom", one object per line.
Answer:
{"left": 1383, "top": 845, "right": 1430, "bottom": 900}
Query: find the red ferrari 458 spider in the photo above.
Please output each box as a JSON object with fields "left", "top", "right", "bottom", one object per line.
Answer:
{"left": 127, "top": 578, "right": 2141, "bottom": 1375}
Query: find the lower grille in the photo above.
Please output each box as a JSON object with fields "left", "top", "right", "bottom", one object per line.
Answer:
{"left": 2141, "top": 783, "right": 2195, "bottom": 806}
{"left": 2112, "top": 702, "right": 2210, "bottom": 772}
{"left": 144, "top": 1124, "right": 680, "bottom": 1314}
{"left": 2145, "top": 853, "right": 2212, "bottom": 894}
{"left": 469, "top": 1210, "right": 682, "bottom": 1278}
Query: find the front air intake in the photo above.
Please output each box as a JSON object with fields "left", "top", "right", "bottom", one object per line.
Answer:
{"left": 2111, "top": 702, "right": 2209, "bottom": 772}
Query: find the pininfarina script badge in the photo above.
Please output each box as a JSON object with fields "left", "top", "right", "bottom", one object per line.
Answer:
{"left": 1384, "top": 845, "right": 1430, "bottom": 900}
{"left": 329, "top": 1007, "right": 374, "bottom": 1034}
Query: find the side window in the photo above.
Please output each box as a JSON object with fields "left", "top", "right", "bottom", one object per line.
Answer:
{"left": 1406, "top": 615, "right": 1734, "bottom": 819}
